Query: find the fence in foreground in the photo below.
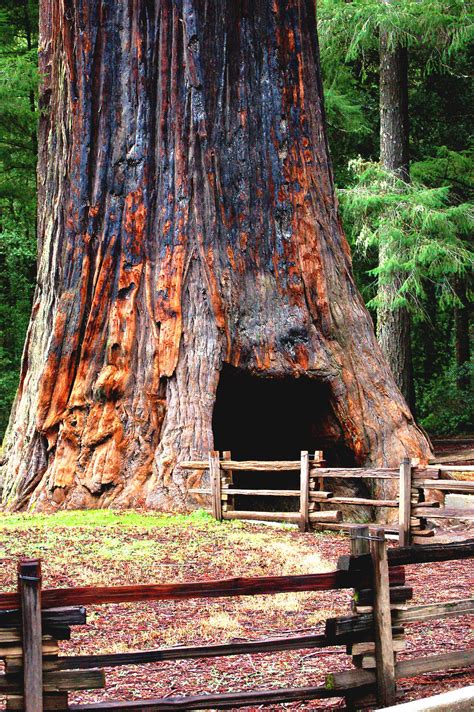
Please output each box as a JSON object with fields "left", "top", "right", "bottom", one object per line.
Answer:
{"left": 0, "top": 534, "right": 472, "bottom": 710}
{"left": 182, "top": 451, "right": 474, "bottom": 542}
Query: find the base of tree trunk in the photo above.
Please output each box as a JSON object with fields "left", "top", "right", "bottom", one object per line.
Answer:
{"left": 0, "top": 0, "right": 431, "bottom": 513}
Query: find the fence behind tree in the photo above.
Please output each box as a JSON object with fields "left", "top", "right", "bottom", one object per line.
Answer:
{"left": 0, "top": 535, "right": 473, "bottom": 710}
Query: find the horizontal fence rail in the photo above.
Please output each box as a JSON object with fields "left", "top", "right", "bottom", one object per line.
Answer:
{"left": 0, "top": 567, "right": 406, "bottom": 611}
{"left": 0, "top": 534, "right": 472, "bottom": 710}
{"left": 4, "top": 536, "right": 469, "bottom": 616}
{"left": 338, "top": 538, "right": 474, "bottom": 570}
{"left": 183, "top": 451, "right": 474, "bottom": 542}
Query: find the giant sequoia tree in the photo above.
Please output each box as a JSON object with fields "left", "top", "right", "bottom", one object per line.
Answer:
{"left": 0, "top": 0, "right": 431, "bottom": 512}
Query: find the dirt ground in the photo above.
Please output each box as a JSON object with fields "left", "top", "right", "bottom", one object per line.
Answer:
{"left": 0, "top": 510, "right": 472, "bottom": 710}
{"left": 432, "top": 437, "right": 474, "bottom": 465}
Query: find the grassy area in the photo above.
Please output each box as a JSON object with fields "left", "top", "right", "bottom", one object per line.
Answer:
{"left": 0, "top": 510, "right": 350, "bottom": 707}
{"left": 0, "top": 509, "right": 343, "bottom": 658}
{"left": 0, "top": 510, "right": 470, "bottom": 708}
{"left": 0, "top": 508, "right": 220, "bottom": 531}
{"left": 0, "top": 508, "right": 333, "bottom": 584}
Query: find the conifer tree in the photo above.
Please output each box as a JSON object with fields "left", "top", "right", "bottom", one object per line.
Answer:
{"left": 318, "top": 0, "right": 473, "bottom": 413}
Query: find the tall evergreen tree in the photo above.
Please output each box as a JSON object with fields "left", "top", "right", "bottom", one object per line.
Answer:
{"left": 377, "top": 0, "right": 414, "bottom": 409}
{"left": 318, "top": 0, "right": 473, "bottom": 423}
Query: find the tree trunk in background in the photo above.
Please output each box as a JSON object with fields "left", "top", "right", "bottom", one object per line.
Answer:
{"left": 0, "top": 0, "right": 430, "bottom": 512}
{"left": 377, "top": 7, "right": 416, "bottom": 412}
{"left": 455, "top": 278, "right": 471, "bottom": 391}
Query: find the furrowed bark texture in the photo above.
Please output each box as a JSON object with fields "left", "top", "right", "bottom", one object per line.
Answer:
{"left": 0, "top": 0, "right": 431, "bottom": 512}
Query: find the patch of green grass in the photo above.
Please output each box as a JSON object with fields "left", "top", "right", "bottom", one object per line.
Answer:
{"left": 92, "top": 537, "right": 167, "bottom": 561}
{"left": 0, "top": 508, "right": 223, "bottom": 531}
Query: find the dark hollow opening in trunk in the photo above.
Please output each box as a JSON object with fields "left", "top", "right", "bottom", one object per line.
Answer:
{"left": 212, "top": 365, "right": 357, "bottom": 512}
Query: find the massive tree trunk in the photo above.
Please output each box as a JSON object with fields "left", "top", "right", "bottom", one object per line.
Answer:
{"left": 377, "top": 8, "right": 416, "bottom": 412}
{"left": 0, "top": 0, "right": 431, "bottom": 512}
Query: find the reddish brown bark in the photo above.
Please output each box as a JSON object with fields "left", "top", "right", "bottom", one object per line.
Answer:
{"left": 0, "top": 0, "right": 431, "bottom": 512}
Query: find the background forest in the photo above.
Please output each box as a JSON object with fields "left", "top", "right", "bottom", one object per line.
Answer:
{"left": 0, "top": 0, "right": 472, "bottom": 441}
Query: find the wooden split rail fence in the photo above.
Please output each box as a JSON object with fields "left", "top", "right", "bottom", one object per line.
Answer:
{"left": 181, "top": 452, "right": 474, "bottom": 542}
{"left": 0, "top": 537, "right": 473, "bottom": 710}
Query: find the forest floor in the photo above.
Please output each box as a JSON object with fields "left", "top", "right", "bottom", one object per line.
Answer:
{"left": 0, "top": 510, "right": 472, "bottom": 710}
{"left": 432, "top": 436, "right": 474, "bottom": 465}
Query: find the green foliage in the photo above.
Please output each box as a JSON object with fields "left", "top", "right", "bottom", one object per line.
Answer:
{"left": 339, "top": 159, "right": 473, "bottom": 313}
{"left": 322, "top": 65, "right": 374, "bottom": 185}
{"left": 324, "top": 82, "right": 369, "bottom": 138}
{"left": 417, "top": 363, "right": 474, "bottom": 435}
{"left": 318, "top": 0, "right": 474, "bottom": 175}
{"left": 319, "top": 0, "right": 473, "bottom": 433}
{"left": 0, "top": 0, "right": 38, "bottom": 438}
{"left": 318, "top": 0, "right": 473, "bottom": 67}
{"left": 411, "top": 147, "right": 474, "bottom": 201}
{"left": 0, "top": 508, "right": 222, "bottom": 531}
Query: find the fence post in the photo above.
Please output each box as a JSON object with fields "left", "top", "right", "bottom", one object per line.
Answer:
{"left": 308, "top": 451, "right": 324, "bottom": 519}
{"left": 299, "top": 451, "right": 310, "bottom": 532}
{"left": 371, "top": 526, "right": 396, "bottom": 707}
{"left": 222, "top": 451, "right": 234, "bottom": 513}
{"left": 344, "top": 525, "right": 371, "bottom": 709}
{"left": 209, "top": 450, "right": 222, "bottom": 521}
{"left": 18, "top": 559, "right": 43, "bottom": 712}
{"left": 399, "top": 458, "right": 412, "bottom": 547}
{"left": 351, "top": 524, "right": 370, "bottom": 558}
{"left": 314, "top": 449, "right": 324, "bottom": 493}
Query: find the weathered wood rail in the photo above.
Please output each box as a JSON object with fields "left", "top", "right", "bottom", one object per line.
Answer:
{"left": 182, "top": 452, "right": 474, "bottom": 542}
{"left": 0, "top": 538, "right": 472, "bottom": 710}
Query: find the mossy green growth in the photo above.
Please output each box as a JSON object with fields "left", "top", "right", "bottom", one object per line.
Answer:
{"left": 0, "top": 508, "right": 226, "bottom": 531}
